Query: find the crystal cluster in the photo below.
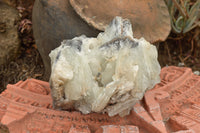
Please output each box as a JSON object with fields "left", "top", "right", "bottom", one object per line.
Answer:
{"left": 49, "top": 17, "right": 161, "bottom": 117}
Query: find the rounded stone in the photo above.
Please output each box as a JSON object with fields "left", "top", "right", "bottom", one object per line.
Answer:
{"left": 32, "top": 0, "right": 171, "bottom": 80}
{"left": 0, "top": 2, "right": 20, "bottom": 65}
{"left": 32, "top": 0, "right": 99, "bottom": 79}
{"left": 1, "top": 0, "right": 17, "bottom": 7}
{"left": 70, "top": 0, "right": 171, "bottom": 43}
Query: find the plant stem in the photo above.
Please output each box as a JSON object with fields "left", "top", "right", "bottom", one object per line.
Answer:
{"left": 172, "top": 0, "right": 187, "bottom": 17}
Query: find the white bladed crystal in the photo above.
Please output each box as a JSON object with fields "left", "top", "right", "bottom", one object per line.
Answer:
{"left": 49, "top": 17, "right": 161, "bottom": 117}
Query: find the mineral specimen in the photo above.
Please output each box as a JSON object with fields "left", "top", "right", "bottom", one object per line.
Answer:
{"left": 49, "top": 17, "right": 161, "bottom": 117}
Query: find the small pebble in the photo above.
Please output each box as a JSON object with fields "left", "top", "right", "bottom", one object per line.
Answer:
{"left": 194, "top": 71, "right": 200, "bottom": 76}
{"left": 178, "top": 62, "right": 185, "bottom": 67}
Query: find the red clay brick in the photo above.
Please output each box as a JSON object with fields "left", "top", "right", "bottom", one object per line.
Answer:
{"left": 69, "top": 125, "right": 91, "bottom": 133}
{"left": 0, "top": 66, "right": 200, "bottom": 133}
{"left": 96, "top": 125, "right": 139, "bottom": 133}
{"left": 173, "top": 129, "right": 195, "bottom": 133}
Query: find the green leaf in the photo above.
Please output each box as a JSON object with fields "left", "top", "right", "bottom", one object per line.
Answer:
{"left": 171, "top": 22, "right": 182, "bottom": 33}
{"left": 175, "top": 16, "right": 184, "bottom": 31}
{"left": 183, "top": 16, "right": 197, "bottom": 33}
{"left": 189, "top": 1, "right": 200, "bottom": 18}
{"left": 184, "top": 21, "right": 200, "bottom": 33}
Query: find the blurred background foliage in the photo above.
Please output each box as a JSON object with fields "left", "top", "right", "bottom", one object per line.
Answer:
{"left": 164, "top": 0, "right": 200, "bottom": 34}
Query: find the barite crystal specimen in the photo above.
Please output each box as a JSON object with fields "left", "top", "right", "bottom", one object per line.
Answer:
{"left": 49, "top": 17, "right": 161, "bottom": 117}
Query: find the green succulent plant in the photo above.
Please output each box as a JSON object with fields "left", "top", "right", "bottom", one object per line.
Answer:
{"left": 165, "top": 0, "right": 200, "bottom": 34}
